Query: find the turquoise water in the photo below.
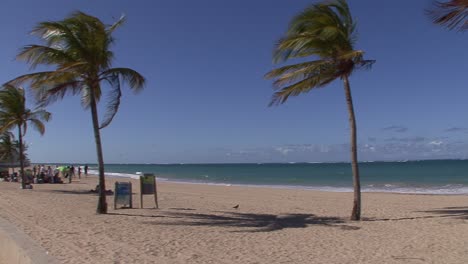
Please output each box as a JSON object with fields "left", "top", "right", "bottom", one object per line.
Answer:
{"left": 78, "top": 160, "right": 468, "bottom": 194}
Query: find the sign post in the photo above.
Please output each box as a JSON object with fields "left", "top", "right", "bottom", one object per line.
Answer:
{"left": 114, "top": 182, "right": 133, "bottom": 209}
{"left": 140, "top": 173, "right": 159, "bottom": 209}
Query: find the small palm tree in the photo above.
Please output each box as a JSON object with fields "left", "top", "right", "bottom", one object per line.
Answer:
{"left": 10, "top": 12, "right": 145, "bottom": 213}
{"left": 265, "top": 0, "right": 374, "bottom": 220}
{"left": 428, "top": 0, "right": 468, "bottom": 30}
{"left": 0, "top": 132, "right": 25, "bottom": 171}
{"left": 0, "top": 85, "right": 50, "bottom": 188}
{"left": 0, "top": 132, "right": 18, "bottom": 164}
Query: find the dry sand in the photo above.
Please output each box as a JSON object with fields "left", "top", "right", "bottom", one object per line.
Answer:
{"left": 0, "top": 175, "right": 467, "bottom": 264}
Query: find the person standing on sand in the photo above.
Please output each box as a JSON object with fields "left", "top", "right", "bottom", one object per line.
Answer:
{"left": 78, "top": 166, "right": 81, "bottom": 179}
{"left": 84, "top": 165, "right": 88, "bottom": 176}
{"left": 47, "top": 166, "right": 53, "bottom": 183}
{"left": 53, "top": 166, "right": 59, "bottom": 183}
{"left": 71, "top": 165, "right": 76, "bottom": 182}
{"left": 67, "top": 166, "right": 72, "bottom": 183}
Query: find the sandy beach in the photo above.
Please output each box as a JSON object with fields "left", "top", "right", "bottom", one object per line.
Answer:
{"left": 0, "top": 176, "right": 467, "bottom": 264}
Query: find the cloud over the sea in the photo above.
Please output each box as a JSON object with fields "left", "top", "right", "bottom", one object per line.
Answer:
{"left": 221, "top": 137, "right": 468, "bottom": 163}
{"left": 444, "top": 127, "right": 468, "bottom": 133}
{"left": 381, "top": 125, "right": 408, "bottom": 133}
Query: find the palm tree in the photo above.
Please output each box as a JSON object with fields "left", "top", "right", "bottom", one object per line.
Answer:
{"left": 0, "top": 133, "right": 29, "bottom": 174}
{"left": 10, "top": 12, "right": 145, "bottom": 213}
{"left": 0, "top": 132, "right": 23, "bottom": 171}
{"left": 0, "top": 85, "right": 50, "bottom": 188}
{"left": 0, "top": 132, "right": 18, "bottom": 164}
{"left": 265, "top": 0, "right": 374, "bottom": 220}
{"left": 428, "top": 0, "right": 468, "bottom": 30}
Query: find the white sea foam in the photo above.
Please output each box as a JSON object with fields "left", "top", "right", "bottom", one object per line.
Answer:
{"left": 88, "top": 169, "right": 169, "bottom": 181}
{"left": 88, "top": 170, "right": 138, "bottom": 179}
{"left": 362, "top": 184, "right": 468, "bottom": 195}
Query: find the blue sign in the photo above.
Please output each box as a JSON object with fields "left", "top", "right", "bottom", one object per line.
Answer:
{"left": 114, "top": 182, "right": 132, "bottom": 209}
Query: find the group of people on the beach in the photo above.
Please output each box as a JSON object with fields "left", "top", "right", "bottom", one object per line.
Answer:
{"left": 31, "top": 164, "right": 89, "bottom": 184}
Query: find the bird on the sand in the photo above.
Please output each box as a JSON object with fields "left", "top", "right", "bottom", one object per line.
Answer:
{"left": 232, "top": 204, "right": 239, "bottom": 209}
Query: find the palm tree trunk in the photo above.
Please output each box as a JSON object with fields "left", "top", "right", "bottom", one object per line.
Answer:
{"left": 90, "top": 87, "right": 107, "bottom": 214}
{"left": 18, "top": 125, "right": 25, "bottom": 189}
{"left": 343, "top": 76, "right": 361, "bottom": 221}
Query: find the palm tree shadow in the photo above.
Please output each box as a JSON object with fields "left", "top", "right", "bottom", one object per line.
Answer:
{"left": 364, "top": 206, "right": 468, "bottom": 222}
{"left": 48, "top": 190, "right": 97, "bottom": 195}
{"left": 420, "top": 206, "right": 468, "bottom": 220}
{"left": 47, "top": 190, "right": 114, "bottom": 196}
{"left": 144, "top": 211, "right": 360, "bottom": 232}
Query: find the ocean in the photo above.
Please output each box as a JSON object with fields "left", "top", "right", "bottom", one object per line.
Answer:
{"left": 76, "top": 160, "right": 468, "bottom": 194}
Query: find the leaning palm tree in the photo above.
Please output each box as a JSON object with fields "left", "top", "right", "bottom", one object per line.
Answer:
{"left": 265, "top": 0, "right": 374, "bottom": 220}
{"left": 0, "top": 85, "right": 50, "bottom": 188}
{"left": 10, "top": 12, "right": 145, "bottom": 213}
{"left": 428, "top": 0, "right": 468, "bottom": 30}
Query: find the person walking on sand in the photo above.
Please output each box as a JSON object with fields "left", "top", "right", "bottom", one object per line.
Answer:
{"left": 78, "top": 166, "right": 81, "bottom": 179}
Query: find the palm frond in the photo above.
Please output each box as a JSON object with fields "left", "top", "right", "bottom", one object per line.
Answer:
{"left": 354, "top": 59, "right": 375, "bottom": 71}
{"left": 265, "top": 60, "right": 330, "bottom": 79}
{"left": 267, "top": 60, "right": 336, "bottom": 89}
{"left": 0, "top": 119, "right": 19, "bottom": 134}
{"left": 29, "top": 118, "right": 46, "bottom": 135}
{"left": 80, "top": 85, "right": 92, "bottom": 109}
{"left": 6, "top": 71, "right": 63, "bottom": 87}
{"left": 273, "top": 34, "right": 327, "bottom": 63}
{"left": 30, "top": 109, "right": 51, "bottom": 122}
{"left": 100, "top": 67, "right": 145, "bottom": 92}
{"left": 17, "top": 45, "right": 73, "bottom": 70}
{"left": 22, "top": 122, "right": 28, "bottom": 137}
{"left": 428, "top": 0, "right": 468, "bottom": 30}
{"left": 269, "top": 69, "right": 340, "bottom": 106}
{"left": 36, "top": 80, "right": 83, "bottom": 107}
{"left": 107, "top": 14, "right": 126, "bottom": 33}
{"left": 99, "top": 74, "right": 122, "bottom": 129}
{"left": 31, "top": 21, "right": 87, "bottom": 58}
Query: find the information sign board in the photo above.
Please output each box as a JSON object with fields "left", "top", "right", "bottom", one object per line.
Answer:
{"left": 140, "top": 173, "right": 159, "bottom": 208}
{"left": 114, "top": 182, "right": 133, "bottom": 209}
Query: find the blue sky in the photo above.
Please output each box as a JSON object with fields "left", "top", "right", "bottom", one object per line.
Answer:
{"left": 0, "top": 0, "right": 467, "bottom": 163}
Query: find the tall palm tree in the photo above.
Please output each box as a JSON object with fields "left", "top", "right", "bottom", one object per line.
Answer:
{"left": 428, "top": 0, "right": 468, "bottom": 30}
{"left": 10, "top": 12, "right": 146, "bottom": 213}
{"left": 265, "top": 0, "right": 374, "bottom": 220}
{"left": 0, "top": 85, "right": 50, "bottom": 188}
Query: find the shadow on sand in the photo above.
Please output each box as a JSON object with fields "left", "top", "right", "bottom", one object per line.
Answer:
{"left": 48, "top": 189, "right": 114, "bottom": 196}
{"left": 364, "top": 206, "right": 468, "bottom": 222}
{"left": 138, "top": 211, "right": 360, "bottom": 232}
{"left": 420, "top": 206, "right": 468, "bottom": 220}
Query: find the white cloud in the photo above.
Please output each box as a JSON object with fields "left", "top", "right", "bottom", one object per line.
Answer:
{"left": 429, "top": 140, "right": 443, "bottom": 146}
{"left": 275, "top": 147, "right": 293, "bottom": 155}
